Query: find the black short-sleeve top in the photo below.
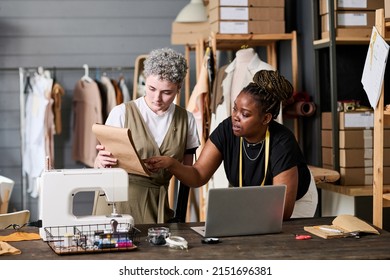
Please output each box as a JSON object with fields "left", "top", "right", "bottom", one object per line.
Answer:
{"left": 209, "top": 117, "right": 310, "bottom": 200}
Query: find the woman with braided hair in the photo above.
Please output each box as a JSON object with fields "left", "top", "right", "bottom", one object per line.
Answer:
{"left": 145, "top": 70, "right": 317, "bottom": 220}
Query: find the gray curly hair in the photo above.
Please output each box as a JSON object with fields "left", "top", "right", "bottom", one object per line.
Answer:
{"left": 143, "top": 48, "right": 188, "bottom": 88}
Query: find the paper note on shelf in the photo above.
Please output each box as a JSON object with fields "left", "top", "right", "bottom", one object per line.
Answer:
{"left": 92, "top": 123, "right": 151, "bottom": 177}
{"left": 361, "top": 26, "right": 389, "bottom": 109}
{"left": 304, "top": 214, "right": 380, "bottom": 239}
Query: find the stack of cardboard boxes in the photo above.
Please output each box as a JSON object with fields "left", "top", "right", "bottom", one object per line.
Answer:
{"left": 319, "top": 0, "right": 384, "bottom": 39}
{"left": 208, "top": 0, "right": 285, "bottom": 34}
{"left": 321, "top": 111, "right": 390, "bottom": 186}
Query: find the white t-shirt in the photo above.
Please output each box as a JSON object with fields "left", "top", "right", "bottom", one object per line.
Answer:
{"left": 106, "top": 97, "right": 200, "bottom": 150}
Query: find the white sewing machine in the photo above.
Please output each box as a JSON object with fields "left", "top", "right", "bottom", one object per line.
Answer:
{"left": 38, "top": 168, "right": 134, "bottom": 241}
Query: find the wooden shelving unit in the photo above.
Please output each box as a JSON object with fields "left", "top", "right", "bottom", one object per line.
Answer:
{"left": 207, "top": 32, "right": 298, "bottom": 92}
{"left": 373, "top": 9, "right": 390, "bottom": 229}
{"left": 311, "top": 2, "right": 390, "bottom": 221}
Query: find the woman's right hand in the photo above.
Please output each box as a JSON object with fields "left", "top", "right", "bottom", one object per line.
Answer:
{"left": 143, "top": 156, "right": 175, "bottom": 173}
{"left": 94, "top": 144, "right": 118, "bottom": 168}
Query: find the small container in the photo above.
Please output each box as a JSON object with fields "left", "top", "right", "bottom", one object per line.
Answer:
{"left": 147, "top": 227, "right": 170, "bottom": 245}
{"left": 63, "top": 233, "right": 74, "bottom": 247}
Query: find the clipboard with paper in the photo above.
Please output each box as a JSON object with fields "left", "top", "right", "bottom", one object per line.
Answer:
{"left": 92, "top": 123, "right": 151, "bottom": 177}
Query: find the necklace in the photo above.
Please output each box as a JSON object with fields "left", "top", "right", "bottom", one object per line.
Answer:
{"left": 239, "top": 128, "right": 270, "bottom": 187}
{"left": 244, "top": 139, "right": 263, "bottom": 147}
{"left": 242, "top": 140, "right": 264, "bottom": 161}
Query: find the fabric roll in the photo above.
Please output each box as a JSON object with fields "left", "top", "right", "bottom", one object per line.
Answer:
{"left": 284, "top": 101, "right": 316, "bottom": 117}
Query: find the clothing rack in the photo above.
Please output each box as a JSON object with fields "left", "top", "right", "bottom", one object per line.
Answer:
{"left": 18, "top": 66, "right": 134, "bottom": 210}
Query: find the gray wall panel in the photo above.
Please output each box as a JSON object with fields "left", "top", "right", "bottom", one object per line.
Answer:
{"left": 0, "top": 147, "right": 21, "bottom": 166}
{"left": 0, "top": 0, "right": 182, "bottom": 18}
{"left": 0, "top": 130, "right": 21, "bottom": 147}
{"left": 0, "top": 0, "right": 189, "bottom": 221}
{"left": 0, "top": 112, "right": 20, "bottom": 129}
{"left": 0, "top": 18, "right": 173, "bottom": 36}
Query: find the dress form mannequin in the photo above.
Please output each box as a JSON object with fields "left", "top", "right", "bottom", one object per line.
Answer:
{"left": 230, "top": 48, "right": 257, "bottom": 108}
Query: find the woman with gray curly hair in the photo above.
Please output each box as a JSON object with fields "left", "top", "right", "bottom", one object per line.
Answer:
{"left": 94, "top": 48, "right": 200, "bottom": 224}
{"left": 145, "top": 70, "right": 318, "bottom": 220}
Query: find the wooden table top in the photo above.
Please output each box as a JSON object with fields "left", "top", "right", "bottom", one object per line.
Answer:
{"left": 1, "top": 217, "right": 390, "bottom": 260}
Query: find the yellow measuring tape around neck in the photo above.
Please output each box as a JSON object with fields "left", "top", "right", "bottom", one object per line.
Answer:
{"left": 239, "top": 128, "right": 270, "bottom": 187}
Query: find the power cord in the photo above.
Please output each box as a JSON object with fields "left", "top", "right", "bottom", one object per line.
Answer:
{"left": 27, "top": 220, "right": 42, "bottom": 228}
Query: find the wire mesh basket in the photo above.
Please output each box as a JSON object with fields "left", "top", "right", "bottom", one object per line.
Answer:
{"left": 44, "top": 221, "right": 140, "bottom": 255}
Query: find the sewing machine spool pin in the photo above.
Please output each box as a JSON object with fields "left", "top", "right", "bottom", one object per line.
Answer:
{"left": 111, "top": 203, "right": 122, "bottom": 217}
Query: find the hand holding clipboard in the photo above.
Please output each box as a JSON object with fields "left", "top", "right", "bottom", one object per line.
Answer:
{"left": 92, "top": 123, "right": 151, "bottom": 177}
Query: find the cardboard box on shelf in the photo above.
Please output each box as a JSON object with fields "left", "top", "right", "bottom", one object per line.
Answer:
{"left": 322, "top": 147, "right": 390, "bottom": 168}
{"left": 321, "top": 28, "right": 372, "bottom": 38}
{"left": 339, "top": 167, "right": 373, "bottom": 185}
{"left": 322, "top": 147, "right": 334, "bottom": 167}
{"left": 321, "top": 111, "right": 377, "bottom": 130}
{"left": 319, "top": 0, "right": 384, "bottom": 15}
{"left": 209, "top": 0, "right": 284, "bottom": 10}
{"left": 339, "top": 148, "right": 373, "bottom": 168}
{"left": 386, "top": 0, "right": 390, "bottom": 20}
{"left": 321, "top": 165, "right": 390, "bottom": 186}
{"left": 322, "top": 128, "right": 390, "bottom": 148}
{"left": 321, "top": 11, "right": 376, "bottom": 30}
{"left": 209, "top": 6, "right": 284, "bottom": 21}
{"left": 210, "top": 20, "right": 285, "bottom": 34}
{"left": 322, "top": 129, "right": 372, "bottom": 148}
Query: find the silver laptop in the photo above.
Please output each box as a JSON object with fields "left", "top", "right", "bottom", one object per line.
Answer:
{"left": 191, "top": 185, "right": 286, "bottom": 238}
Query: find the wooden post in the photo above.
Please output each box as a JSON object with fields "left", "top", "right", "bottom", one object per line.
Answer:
{"left": 373, "top": 8, "right": 385, "bottom": 229}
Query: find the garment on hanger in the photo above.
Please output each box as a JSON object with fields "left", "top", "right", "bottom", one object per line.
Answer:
{"left": 101, "top": 75, "right": 117, "bottom": 115}
{"left": 72, "top": 79, "right": 102, "bottom": 167}
{"left": 23, "top": 69, "right": 54, "bottom": 198}
{"left": 51, "top": 82, "right": 65, "bottom": 135}
{"left": 119, "top": 76, "right": 131, "bottom": 103}
{"left": 187, "top": 47, "right": 214, "bottom": 153}
{"left": 111, "top": 78, "right": 123, "bottom": 105}
{"left": 95, "top": 79, "right": 109, "bottom": 122}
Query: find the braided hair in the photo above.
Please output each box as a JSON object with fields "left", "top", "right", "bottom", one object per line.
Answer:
{"left": 242, "top": 70, "right": 293, "bottom": 119}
